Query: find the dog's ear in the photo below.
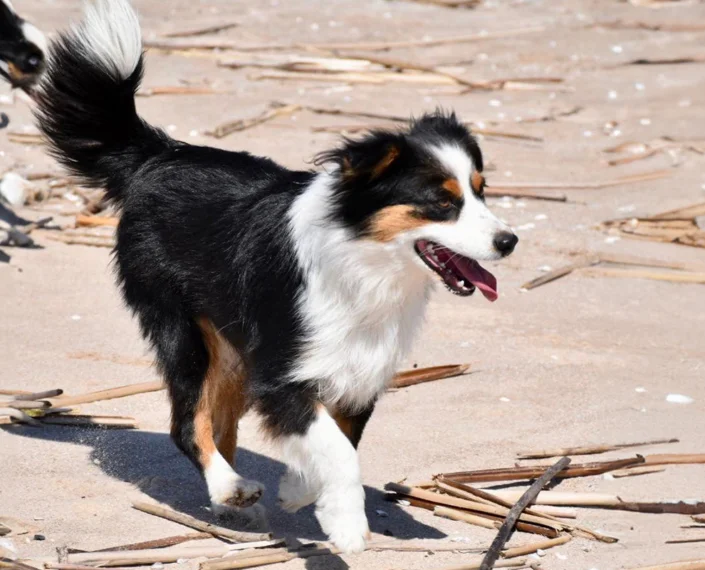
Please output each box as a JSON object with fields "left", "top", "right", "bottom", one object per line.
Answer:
{"left": 315, "top": 132, "right": 406, "bottom": 181}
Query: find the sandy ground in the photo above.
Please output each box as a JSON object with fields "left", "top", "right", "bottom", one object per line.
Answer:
{"left": 2, "top": 0, "right": 705, "bottom": 568}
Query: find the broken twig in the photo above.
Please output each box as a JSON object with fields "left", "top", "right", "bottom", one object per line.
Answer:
{"left": 516, "top": 438, "right": 679, "bottom": 459}
{"left": 479, "top": 456, "right": 571, "bottom": 570}
{"left": 131, "top": 502, "right": 271, "bottom": 543}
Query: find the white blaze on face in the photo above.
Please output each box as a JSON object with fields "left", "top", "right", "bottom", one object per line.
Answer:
{"left": 415, "top": 143, "right": 511, "bottom": 261}
{"left": 21, "top": 22, "right": 48, "bottom": 53}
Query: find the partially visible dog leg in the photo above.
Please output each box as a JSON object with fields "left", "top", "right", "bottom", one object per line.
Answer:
{"left": 332, "top": 402, "right": 376, "bottom": 449}
{"left": 263, "top": 390, "right": 369, "bottom": 554}
{"left": 197, "top": 319, "right": 263, "bottom": 517}
{"left": 155, "top": 312, "right": 262, "bottom": 514}
{"left": 278, "top": 401, "right": 376, "bottom": 513}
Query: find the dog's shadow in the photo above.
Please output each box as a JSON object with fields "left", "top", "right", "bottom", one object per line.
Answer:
{"left": 6, "top": 424, "right": 444, "bottom": 568}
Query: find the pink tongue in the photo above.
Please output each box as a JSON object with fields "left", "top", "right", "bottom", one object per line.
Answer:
{"left": 454, "top": 257, "right": 499, "bottom": 302}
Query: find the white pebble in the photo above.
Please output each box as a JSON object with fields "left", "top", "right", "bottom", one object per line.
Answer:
{"left": 635, "top": 82, "right": 645, "bottom": 91}
{"left": 504, "top": 171, "right": 513, "bottom": 177}
{"left": 583, "top": 130, "right": 593, "bottom": 137}
{"left": 489, "top": 99, "right": 502, "bottom": 107}
{"left": 603, "top": 473, "right": 614, "bottom": 480}
{"left": 548, "top": 40, "right": 557, "bottom": 48}
{"left": 610, "top": 129, "right": 622, "bottom": 137}
{"left": 555, "top": 552, "right": 568, "bottom": 560}
{"left": 604, "top": 236, "right": 620, "bottom": 244}
{"left": 70, "top": 315, "right": 82, "bottom": 321}
{"left": 608, "top": 90, "right": 618, "bottom": 100}
{"left": 499, "top": 397, "right": 510, "bottom": 402}
{"left": 189, "top": 129, "right": 199, "bottom": 137}
{"left": 539, "top": 265, "right": 552, "bottom": 272}
{"left": 640, "top": 118, "right": 651, "bottom": 125}
{"left": 152, "top": 564, "right": 164, "bottom": 570}
{"left": 611, "top": 45, "right": 623, "bottom": 54}
{"left": 635, "top": 387, "right": 647, "bottom": 393}
{"left": 516, "top": 223, "right": 535, "bottom": 231}
{"left": 536, "top": 548, "right": 546, "bottom": 557}
{"left": 535, "top": 214, "right": 547, "bottom": 221}
{"left": 310, "top": 23, "right": 319, "bottom": 31}
{"left": 617, "top": 204, "right": 636, "bottom": 213}
{"left": 666, "top": 394, "right": 694, "bottom": 404}
{"left": 166, "top": 124, "right": 177, "bottom": 132}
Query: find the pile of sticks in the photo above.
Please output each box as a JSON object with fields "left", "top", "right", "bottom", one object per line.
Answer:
{"left": 0, "top": 386, "right": 153, "bottom": 429}
{"left": 383, "top": 436, "right": 705, "bottom": 569}
{"left": 601, "top": 202, "right": 705, "bottom": 249}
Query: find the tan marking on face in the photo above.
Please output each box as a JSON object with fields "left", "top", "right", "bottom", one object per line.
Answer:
{"left": 192, "top": 318, "right": 249, "bottom": 468}
{"left": 471, "top": 171, "right": 485, "bottom": 195}
{"left": 367, "top": 205, "right": 431, "bottom": 242}
{"left": 371, "top": 146, "right": 400, "bottom": 179}
{"left": 442, "top": 178, "right": 463, "bottom": 199}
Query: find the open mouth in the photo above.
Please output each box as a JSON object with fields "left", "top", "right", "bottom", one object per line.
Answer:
{"left": 414, "top": 239, "right": 498, "bottom": 301}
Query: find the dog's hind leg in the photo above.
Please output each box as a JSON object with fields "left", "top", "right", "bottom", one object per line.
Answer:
{"left": 153, "top": 312, "right": 263, "bottom": 514}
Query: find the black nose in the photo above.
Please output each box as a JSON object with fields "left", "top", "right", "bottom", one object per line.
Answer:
{"left": 494, "top": 232, "right": 518, "bottom": 256}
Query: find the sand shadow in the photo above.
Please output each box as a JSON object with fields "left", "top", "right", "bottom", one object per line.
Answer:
{"left": 5, "top": 424, "right": 445, "bottom": 551}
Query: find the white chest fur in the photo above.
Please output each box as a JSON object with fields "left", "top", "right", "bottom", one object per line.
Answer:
{"left": 288, "top": 174, "right": 432, "bottom": 411}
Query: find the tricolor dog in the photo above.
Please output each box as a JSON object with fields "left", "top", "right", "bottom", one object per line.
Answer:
{"left": 35, "top": 0, "right": 517, "bottom": 552}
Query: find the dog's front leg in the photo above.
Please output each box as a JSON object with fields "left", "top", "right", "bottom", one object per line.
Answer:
{"left": 277, "top": 404, "right": 369, "bottom": 553}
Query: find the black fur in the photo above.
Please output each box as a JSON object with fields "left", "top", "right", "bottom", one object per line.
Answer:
{"left": 0, "top": 1, "right": 44, "bottom": 89}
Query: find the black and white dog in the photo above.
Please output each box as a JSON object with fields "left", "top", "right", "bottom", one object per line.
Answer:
{"left": 35, "top": 0, "right": 517, "bottom": 552}
{"left": 0, "top": 0, "right": 46, "bottom": 90}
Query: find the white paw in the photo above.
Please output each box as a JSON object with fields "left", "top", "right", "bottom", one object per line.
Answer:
{"left": 211, "top": 476, "right": 264, "bottom": 510}
{"left": 315, "top": 487, "right": 369, "bottom": 554}
{"left": 278, "top": 470, "right": 317, "bottom": 513}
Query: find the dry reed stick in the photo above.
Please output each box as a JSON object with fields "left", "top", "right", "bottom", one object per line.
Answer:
{"left": 611, "top": 466, "right": 666, "bottom": 478}
{"left": 0, "top": 408, "right": 41, "bottom": 426}
{"left": 75, "top": 215, "right": 119, "bottom": 228}
{"left": 13, "top": 389, "right": 63, "bottom": 400}
{"left": 434, "top": 506, "right": 499, "bottom": 529}
{"left": 206, "top": 104, "right": 302, "bottom": 138}
{"left": 441, "top": 455, "right": 643, "bottom": 484}
{"left": 48, "top": 381, "right": 164, "bottom": 408}
{"left": 66, "top": 539, "right": 282, "bottom": 567}
{"left": 132, "top": 502, "right": 271, "bottom": 543}
{"left": 583, "top": 267, "right": 705, "bottom": 284}
{"left": 494, "top": 169, "right": 671, "bottom": 190}
{"left": 501, "top": 534, "right": 571, "bottom": 558}
{"left": 521, "top": 258, "right": 600, "bottom": 291}
{"left": 146, "top": 26, "right": 544, "bottom": 53}
{"left": 517, "top": 438, "right": 679, "bottom": 459}
{"left": 392, "top": 364, "right": 470, "bottom": 388}
{"left": 92, "top": 532, "right": 211, "bottom": 552}
{"left": 45, "top": 234, "right": 115, "bottom": 248}
{"left": 628, "top": 560, "right": 705, "bottom": 570}
{"left": 165, "top": 22, "right": 238, "bottom": 38}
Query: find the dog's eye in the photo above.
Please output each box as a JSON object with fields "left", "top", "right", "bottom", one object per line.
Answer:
{"left": 438, "top": 199, "right": 452, "bottom": 209}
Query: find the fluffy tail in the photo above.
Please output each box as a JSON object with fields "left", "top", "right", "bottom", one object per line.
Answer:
{"left": 34, "top": 0, "right": 170, "bottom": 204}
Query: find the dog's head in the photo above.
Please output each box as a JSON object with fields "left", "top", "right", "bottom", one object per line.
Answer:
{"left": 0, "top": 0, "right": 46, "bottom": 90}
{"left": 317, "top": 111, "right": 517, "bottom": 302}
